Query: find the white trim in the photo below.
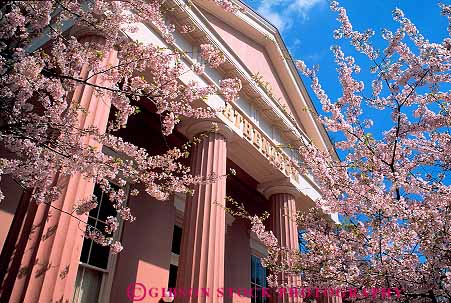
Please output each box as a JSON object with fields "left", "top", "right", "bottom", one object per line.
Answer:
{"left": 99, "top": 183, "right": 129, "bottom": 303}
{"left": 72, "top": 183, "right": 130, "bottom": 303}
{"left": 171, "top": 4, "right": 326, "bottom": 199}
{"left": 200, "top": 0, "right": 333, "bottom": 154}
{"left": 78, "top": 262, "right": 108, "bottom": 273}
{"left": 180, "top": 1, "right": 310, "bottom": 142}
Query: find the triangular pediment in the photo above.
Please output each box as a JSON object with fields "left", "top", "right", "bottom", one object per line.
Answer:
{"left": 191, "top": 0, "right": 334, "bottom": 154}
{"left": 201, "top": 9, "right": 301, "bottom": 127}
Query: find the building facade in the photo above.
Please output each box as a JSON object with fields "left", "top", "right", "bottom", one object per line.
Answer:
{"left": 0, "top": 1, "right": 339, "bottom": 302}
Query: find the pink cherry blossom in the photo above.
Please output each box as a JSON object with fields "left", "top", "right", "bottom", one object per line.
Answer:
{"left": 200, "top": 44, "right": 226, "bottom": 68}
{"left": 74, "top": 196, "right": 98, "bottom": 216}
{"left": 220, "top": 78, "right": 242, "bottom": 103}
{"left": 110, "top": 241, "right": 124, "bottom": 254}
{"left": 0, "top": 1, "right": 240, "bottom": 254}
{"left": 192, "top": 63, "right": 205, "bottom": 75}
{"left": 105, "top": 216, "right": 119, "bottom": 234}
{"left": 248, "top": 2, "right": 451, "bottom": 301}
{"left": 211, "top": 0, "right": 240, "bottom": 14}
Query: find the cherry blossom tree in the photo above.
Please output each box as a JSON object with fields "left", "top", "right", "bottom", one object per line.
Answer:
{"left": 248, "top": 2, "right": 451, "bottom": 302}
{"left": 0, "top": 0, "right": 241, "bottom": 253}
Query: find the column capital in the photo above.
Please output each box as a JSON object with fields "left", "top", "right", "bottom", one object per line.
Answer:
{"left": 178, "top": 118, "right": 235, "bottom": 142}
{"left": 257, "top": 178, "right": 300, "bottom": 200}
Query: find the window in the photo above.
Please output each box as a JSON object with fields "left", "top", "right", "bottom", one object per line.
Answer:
{"left": 298, "top": 230, "right": 308, "bottom": 254}
{"left": 168, "top": 264, "right": 178, "bottom": 289}
{"left": 171, "top": 225, "right": 182, "bottom": 255}
{"left": 72, "top": 184, "right": 125, "bottom": 303}
{"left": 251, "top": 255, "right": 268, "bottom": 303}
{"left": 168, "top": 225, "right": 182, "bottom": 288}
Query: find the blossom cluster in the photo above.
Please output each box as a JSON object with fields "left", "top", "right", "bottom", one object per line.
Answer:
{"left": 211, "top": 0, "right": 240, "bottom": 13}
{"left": 85, "top": 225, "right": 122, "bottom": 254}
{"left": 0, "top": 0, "right": 241, "bottom": 254}
{"left": 252, "top": 2, "right": 451, "bottom": 301}
{"left": 220, "top": 78, "right": 242, "bottom": 103}
{"left": 200, "top": 44, "right": 226, "bottom": 68}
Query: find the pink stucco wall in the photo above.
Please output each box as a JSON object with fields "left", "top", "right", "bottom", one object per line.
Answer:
{"left": 110, "top": 185, "right": 176, "bottom": 303}
{"left": 203, "top": 11, "right": 296, "bottom": 119}
{"left": 225, "top": 217, "right": 252, "bottom": 303}
{"left": 109, "top": 182, "right": 260, "bottom": 303}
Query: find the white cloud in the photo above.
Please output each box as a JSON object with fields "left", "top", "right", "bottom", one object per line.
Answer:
{"left": 288, "top": 38, "right": 302, "bottom": 53}
{"left": 290, "top": 0, "right": 325, "bottom": 12}
{"left": 257, "top": 4, "right": 289, "bottom": 32}
{"left": 256, "top": 0, "right": 325, "bottom": 32}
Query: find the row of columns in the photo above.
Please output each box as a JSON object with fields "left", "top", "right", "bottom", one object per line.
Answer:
{"left": 176, "top": 122, "right": 343, "bottom": 303}
{"left": 0, "top": 88, "right": 337, "bottom": 303}
{"left": 0, "top": 49, "right": 119, "bottom": 303}
{"left": 175, "top": 123, "right": 306, "bottom": 303}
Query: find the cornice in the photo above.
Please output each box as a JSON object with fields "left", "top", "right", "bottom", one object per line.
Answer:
{"left": 166, "top": 0, "right": 310, "bottom": 147}
{"left": 188, "top": 0, "right": 339, "bottom": 160}
{"left": 157, "top": 1, "right": 327, "bottom": 199}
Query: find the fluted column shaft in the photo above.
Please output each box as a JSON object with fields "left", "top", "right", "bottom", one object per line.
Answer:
{"left": 176, "top": 132, "right": 227, "bottom": 303}
{"left": 270, "top": 193, "right": 302, "bottom": 303}
{"left": 271, "top": 193, "right": 298, "bottom": 251}
{"left": 0, "top": 49, "right": 118, "bottom": 303}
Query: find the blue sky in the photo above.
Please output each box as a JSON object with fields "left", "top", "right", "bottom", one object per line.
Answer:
{"left": 243, "top": 0, "right": 450, "bottom": 139}
{"left": 243, "top": 0, "right": 451, "bottom": 185}
{"left": 241, "top": 1, "right": 449, "bottom": 254}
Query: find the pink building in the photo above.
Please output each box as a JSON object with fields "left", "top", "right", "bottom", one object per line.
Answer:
{"left": 0, "top": 1, "right": 339, "bottom": 303}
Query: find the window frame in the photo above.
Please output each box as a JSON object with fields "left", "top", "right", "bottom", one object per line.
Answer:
{"left": 250, "top": 254, "right": 268, "bottom": 303}
{"left": 167, "top": 193, "right": 185, "bottom": 289}
{"left": 73, "top": 182, "right": 130, "bottom": 303}
{"left": 250, "top": 230, "right": 269, "bottom": 303}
